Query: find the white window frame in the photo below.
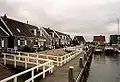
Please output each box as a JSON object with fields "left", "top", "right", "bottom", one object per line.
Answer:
{"left": 52, "top": 32, "right": 54, "bottom": 38}
{"left": 40, "top": 30, "right": 42, "bottom": 36}
{"left": 1, "top": 40, "right": 4, "bottom": 47}
{"left": 34, "top": 29, "right": 37, "bottom": 36}
{"left": 18, "top": 40, "right": 20, "bottom": 46}
{"left": 25, "top": 40, "right": 27, "bottom": 45}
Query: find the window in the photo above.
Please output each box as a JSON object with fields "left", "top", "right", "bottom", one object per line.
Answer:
{"left": 17, "top": 28, "right": 21, "bottom": 33}
{"left": 1, "top": 40, "right": 4, "bottom": 47}
{"left": 52, "top": 32, "right": 54, "bottom": 37}
{"left": 25, "top": 40, "right": 27, "bottom": 45}
{"left": 18, "top": 40, "right": 20, "bottom": 46}
{"left": 40, "top": 30, "right": 42, "bottom": 36}
{"left": 34, "top": 29, "right": 36, "bottom": 36}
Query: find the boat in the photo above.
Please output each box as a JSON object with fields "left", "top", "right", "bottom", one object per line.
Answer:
{"left": 94, "top": 47, "right": 103, "bottom": 54}
{"left": 104, "top": 46, "right": 115, "bottom": 55}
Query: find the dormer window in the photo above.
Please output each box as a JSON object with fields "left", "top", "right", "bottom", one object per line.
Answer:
{"left": 17, "top": 28, "right": 21, "bottom": 33}
{"left": 40, "top": 30, "right": 42, "bottom": 36}
{"left": 34, "top": 29, "right": 36, "bottom": 36}
{"left": 52, "top": 32, "right": 54, "bottom": 38}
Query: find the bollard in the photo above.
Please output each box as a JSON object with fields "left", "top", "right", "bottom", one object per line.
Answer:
{"left": 84, "top": 54, "right": 87, "bottom": 61}
{"left": 68, "top": 66, "right": 74, "bottom": 82}
{"left": 79, "top": 57, "right": 83, "bottom": 68}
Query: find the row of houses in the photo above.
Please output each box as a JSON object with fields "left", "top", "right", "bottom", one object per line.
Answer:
{"left": 0, "top": 15, "right": 73, "bottom": 52}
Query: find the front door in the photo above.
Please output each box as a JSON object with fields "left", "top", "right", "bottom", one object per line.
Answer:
{"left": 8, "top": 36, "right": 14, "bottom": 48}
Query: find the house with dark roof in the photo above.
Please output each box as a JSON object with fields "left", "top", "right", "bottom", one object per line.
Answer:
{"left": 55, "top": 31, "right": 72, "bottom": 47}
{"left": 73, "top": 36, "right": 85, "bottom": 45}
{"left": 0, "top": 19, "right": 9, "bottom": 52}
{"left": 41, "top": 27, "right": 60, "bottom": 49}
{"left": 25, "top": 22, "right": 46, "bottom": 51}
{"left": 66, "top": 35, "right": 72, "bottom": 46}
{"left": 0, "top": 15, "right": 46, "bottom": 52}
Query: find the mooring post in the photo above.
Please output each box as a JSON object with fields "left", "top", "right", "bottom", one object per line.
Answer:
{"left": 68, "top": 66, "right": 74, "bottom": 82}
{"left": 84, "top": 53, "right": 87, "bottom": 61}
{"left": 79, "top": 57, "right": 83, "bottom": 68}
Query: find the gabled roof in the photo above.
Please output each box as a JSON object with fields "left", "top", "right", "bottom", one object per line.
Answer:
{"left": 0, "top": 20, "right": 9, "bottom": 37}
{"left": 43, "top": 27, "right": 58, "bottom": 38}
{"left": 55, "top": 31, "right": 66, "bottom": 36}
{"left": 73, "top": 36, "right": 85, "bottom": 42}
{"left": 1, "top": 16, "right": 34, "bottom": 37}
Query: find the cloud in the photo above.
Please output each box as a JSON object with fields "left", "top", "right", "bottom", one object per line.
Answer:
{"left": 0, "top": 0, "right": 120, "bottom": 41}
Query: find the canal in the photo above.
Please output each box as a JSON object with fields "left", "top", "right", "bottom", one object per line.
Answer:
{"left": 87, "top": 53, "right": 120, "bottom": 82}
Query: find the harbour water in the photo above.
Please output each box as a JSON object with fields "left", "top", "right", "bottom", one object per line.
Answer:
{"left": 87, "top": 53, "right": 120, "bottom": 82}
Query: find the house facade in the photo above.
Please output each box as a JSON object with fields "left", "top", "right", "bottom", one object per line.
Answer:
{"left": 0, "top": 19, "right": 9, "bottom": 52}
{"left": 93, "top": 35, "right": 105, "bottom": 45}
{"left": 41, "top": 27, "right": 60, "bottom": 49}
{"left": 73, "top": 36, "right": 85, "bottom": 45}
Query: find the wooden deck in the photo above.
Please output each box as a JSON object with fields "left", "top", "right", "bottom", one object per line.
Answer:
{"left": 40, "top": 52, "right": 84, "bottom": 82}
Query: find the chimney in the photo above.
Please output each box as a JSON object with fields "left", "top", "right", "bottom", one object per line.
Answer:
{"left": 3, "top": 14, "right": 7, "bottom": 19}
{"left": 27, "top": 21, "right": 28, "bottom": 24}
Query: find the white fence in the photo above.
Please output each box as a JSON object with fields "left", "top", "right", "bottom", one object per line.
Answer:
{"left": 1, "top": 53, "right": 54, "bottom": 82}
{"left": 2, "top": 53, "right": 52, "bottom": 69}
{"left": 12, "top": 47, "right": 82, "bottom": 67}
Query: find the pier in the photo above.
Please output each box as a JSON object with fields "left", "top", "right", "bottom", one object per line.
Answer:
{"left": 0, "top": 46, "right": 93, "bottom": 82}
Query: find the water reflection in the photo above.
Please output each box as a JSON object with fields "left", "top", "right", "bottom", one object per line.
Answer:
{"left": 87, "top": 53, "right": 120, "bottom": 82}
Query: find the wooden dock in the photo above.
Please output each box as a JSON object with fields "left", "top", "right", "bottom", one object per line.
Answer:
{"left": 40, "top": 52, "right": 84, "bottom": 82}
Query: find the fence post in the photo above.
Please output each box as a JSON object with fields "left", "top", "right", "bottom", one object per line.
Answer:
{"left": 43, "top": 65, "right": 45, "bottom": 78}
{"left": 14, "top": 55, "right": 16, "bottom": 68}
{"left": 4, "top": 53, "right": 6, "bottom": 65}
{"left": 14, "top": 77, "right": 17, "bottom": 82}
{"left": 31, "top": 70, "right": 34, "bottom": 82}
{"left": 28, "top": 53, "right": 29, "bottom": 63}
{"left": 68, "top": 66, "right": 74, "bottom": 82}
{"left": 60, "top": 57, "right": 63, "bottom": 66}
{"left": 25, "top": 57, "right": 27, "bottom": 69}
{"left": 79, "top": 57, "right": 83, "bottom": 68}
{"left": 18, "top": 52, "right": 20, "bottom": 61}
{"left": 84, "top": 54, "right": 87, "bottom": 61}
{"left": 57, "top": 57, "right": 59, "bottom": 66}
{"left": 37, "top": 53, "right": 39, "bottom": 71}
{"left": 51, "top": 61, "right": 53, "bottom": 73}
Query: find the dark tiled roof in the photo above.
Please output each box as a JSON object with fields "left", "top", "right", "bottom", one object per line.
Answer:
{"left": 43, "top": 27, "right": 58, "bottom": 38}
{"left": 1, "top": 17, "right": 34, "bottom": 37}
{"left": 55, "top": 31, "right": 66, "bottom": 36}
{"left": 74, "top": 36, "right": 85, "bottom": 42}
{"left": 0, "top": 20, "right": 9, "bottom": 37}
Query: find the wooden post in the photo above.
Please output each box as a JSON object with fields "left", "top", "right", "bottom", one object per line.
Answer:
{"left": 79, "top": 57, "right": 83, "bottom": 68}
{"left": 14, "top": 55, "right": 16, "bottom": 68}
{"left": 18, "top": 52, "right": 20, "bottom": 61}
{"left": 43, "top": 65, "right": 45, "bottom": 78}
{"left": 84, "top": 54, "right": 87, "bottom": 61}
{"left": 32, "top": 70, "right": 34, "bottom": 82}
{"left": 57, "top": 57, "right": 59, "bottom": 66}
{"left": 37, "top": 53, "right": 39, "bottom": 71}
{"left": 4, "top": 53, "right": 6, "bottom": 65}
{"left": 25, "top": 57, "right": 27, "bottom": 69}
{"left": 68, "top": 66, "right": 74, "bottom": 82}
{"left": 14, "top": 77, "right": 17, "bottom": 82}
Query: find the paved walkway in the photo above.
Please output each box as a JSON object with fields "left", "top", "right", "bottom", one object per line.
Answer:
{"left": 40, "top": 51, "right": 84, "bottom": 82}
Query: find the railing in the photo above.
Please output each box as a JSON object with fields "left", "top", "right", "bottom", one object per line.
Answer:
{"left": 0, "top": 59, "right": 54, "bottom": 82}
{"left": 2, "top": 53, "right": 51, "bottom": 69}
{"left": 15, "top": 48, "right": 82, "bottom": 67}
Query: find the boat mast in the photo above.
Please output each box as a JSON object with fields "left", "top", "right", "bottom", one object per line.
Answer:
{"left": 118, "top": 18, "right": 119, "bottom": 45}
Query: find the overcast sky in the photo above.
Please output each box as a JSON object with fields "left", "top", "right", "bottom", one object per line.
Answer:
{"left": 0, "top": 0, "right": 120, "bottom": 41}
